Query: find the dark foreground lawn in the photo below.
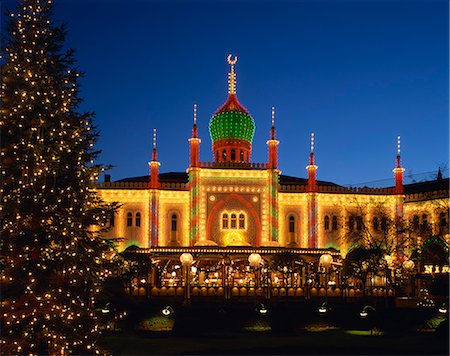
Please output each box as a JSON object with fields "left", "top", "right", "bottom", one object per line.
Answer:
{"left": 98, "top": 300, "right": 449, "bottom": 355}
{"left": 99, "top": 329, "right": 448, "bottom": 355}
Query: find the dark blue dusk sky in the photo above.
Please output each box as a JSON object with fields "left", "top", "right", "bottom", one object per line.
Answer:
{"left": 3, "top": 0, "right": 449, "bottom": 185}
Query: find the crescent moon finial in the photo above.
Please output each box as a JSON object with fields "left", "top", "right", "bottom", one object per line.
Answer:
{"left": 227, "top": 54, "right": 238, "bottom": 65}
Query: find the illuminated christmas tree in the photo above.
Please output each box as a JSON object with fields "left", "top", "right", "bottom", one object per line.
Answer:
{"left": 1, "top": 0, "right": 117, "bottom": 353}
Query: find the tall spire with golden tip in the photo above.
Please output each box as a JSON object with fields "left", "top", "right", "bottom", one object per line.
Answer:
{"left": 227, "top": 54, "right": 238, "bottom": 95}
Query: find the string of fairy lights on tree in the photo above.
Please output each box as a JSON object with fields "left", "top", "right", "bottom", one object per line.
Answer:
{"left": 1, "top": 0, "right": 118, "bottom": 354}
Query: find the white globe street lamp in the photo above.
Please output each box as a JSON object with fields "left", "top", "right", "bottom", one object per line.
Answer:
{"left": 319, "top": 253, "right": 333, "bottom": 268}
{"left": 180, "top": 252, "right": 194, "bottom": 266}
{"left": 248, "top": 253, "right": 262, "bottom": 267}
{"left": 179, "top": 253, "right": 194, "bottom": 304}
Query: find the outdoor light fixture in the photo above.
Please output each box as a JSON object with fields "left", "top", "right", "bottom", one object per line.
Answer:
{"left": 180, "top": 253, "right": 194, "bottom": 266}
{"left": 101, "top": 303, "right": 111, "bottom": 314}
{"left": 257, "top": 303, "right": 268, "bottom": 315}
{"left": 318, "top": 302, "right": 328, "bottom": 314}
{"left": 162, "top": 306, "right": 174, "bottom": 316}
{"left": 140, "top": 278, "right": 146, "bottom": 284}
{"left": 439, "top": 304, "right": 448, "bottom": 314}
{"left": 360, "top": 305, "right": 376, "bottom": 318}
{"left": 191, "top": 266, "right": 197, "bottom": 273}
{"left": 319, "top": 253, "right": 333, "bottom": 268}
{"left": 402, "top": 260, "right": 415, "bottom": 271}
{"left": 248, "top": 253, "right": 262, "bottom": 267}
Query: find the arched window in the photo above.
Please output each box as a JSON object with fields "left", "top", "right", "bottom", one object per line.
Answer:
{"left": 240, "top": 150, "right": 244, "bottom": 161}
{"left": 222, "top": 214, "right": 229, "bottom": 229}
{"left": 171, "top": 214, "right": 177, "bottom": 231}
{"left": 381, "top": 217, "right": 388, "bottom": 231}
{"left": 135, "top": 212, "right": 141, "bottom": 227}
{"left": 216, "top": 151, "right": 219, "bottom": 162}
{"left": 230, "top": 149, "right": 236, "bottom": 161}
{"left": 222, "top": 150, "right": 227, "bottom": 161}
{"left": 373, "top": 217, "right": 379, "bottom": 231}
{"left": 356, "top": 216, "right": 363, "bottom": 231}
{"left": 440, "top": 212, "right": 447, "bottom": 227}
{"left": 324, "top": 215, "right": 330, "bottom": 231}
{"left": 349, "top": 216, "right": 354, "bottom": 231}
{"left": 109, "top": 211, "right": 115, "bottom": 227}
{"left": 230, "top": 214, "right": 237, "bottom": 228}
{"left": 413, "top": 215, "right": 420, "bottom": 229}
{"left": 422, "top": 214, "right": 428, "bottom": 227}
{"left": 332, "top": 216, "right": 338, "bottom": 230}
{"left": 239, "top": 214, "right": 245, "bottom": 229}
{"left": 126, "top": 212, "right": 133, "bottom": 227}
{"left": 289, "top": 215, "right": 295, "bottom": 233}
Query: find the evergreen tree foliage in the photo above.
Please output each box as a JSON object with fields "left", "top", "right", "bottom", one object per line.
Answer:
{"left": 1, "top": 0, "right": 117, "bottom": 353}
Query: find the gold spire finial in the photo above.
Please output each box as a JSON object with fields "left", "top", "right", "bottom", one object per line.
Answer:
{"left": 153, "top": 128, "right": 157, "bottom": 149}
{"left": 227, "top": 54, "right": 238, "bottom": 94}
{"left": 397, "top": 135, "right": 401, "bottom": 156}
{"left": 311, "top": 133, "right": 315, "bottom": 153}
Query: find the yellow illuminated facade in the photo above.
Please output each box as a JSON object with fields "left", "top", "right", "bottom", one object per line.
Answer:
{"left": 96, "top": 57, "right": 449, "bottom": 254}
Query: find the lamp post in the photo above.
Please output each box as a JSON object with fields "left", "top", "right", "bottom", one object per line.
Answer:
{"left": 248, "top": 252, "right": 262, "bottom": 302}
{"left": 319, "top": 253, "right": 333, "bottom": 304}
{"left": 180, "top": 253, "right": 194, "bottom": 305}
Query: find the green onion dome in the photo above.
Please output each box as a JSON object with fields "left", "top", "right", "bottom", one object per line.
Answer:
{"left": 209, "top": 94, "right": 255, "bottom": 143}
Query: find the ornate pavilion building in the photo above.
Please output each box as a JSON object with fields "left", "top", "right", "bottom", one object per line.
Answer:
{"left": 96, "top": 56, "right": 448, "bottom": 298}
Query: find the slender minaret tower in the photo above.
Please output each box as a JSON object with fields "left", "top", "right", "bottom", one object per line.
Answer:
{"left": 393, "top": 136, "right": 405, "bottom": 221}
{"left": 267, "top": 106, "right": 279, "bottom": 169}
{"left": 149, "top": 128, "right": 160, "bottom": 246}
{"left": 188, "top": 104, "right": 201, "bottom": 245}
{"left": 306, "top": 133, "right": 318, "bottom": 248}
{"left": 266, "top": 106, "right": 280, "bottom": 245}
{"left": 189, "top": 104, "right": 201, "bottom": 167}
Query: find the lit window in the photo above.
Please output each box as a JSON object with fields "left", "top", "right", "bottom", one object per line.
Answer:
{"left": 289, "top": 216, "right": 295, "bottom": 233}
{"left": 126, "top": 212, "right": 132, "bottom": 227}
{"left": 216, "top": 151, "right": 219, "bottom": 162}
{"left": 223, "top": 212, "right": 246, "bottom": 230}
{"left": 171, "top": 214, "right": 177, "bottom": 231}
{"left": 222, "top": 214, "right": 229, "bottom": 229}
{"left": 373, "top": 217, "right": 379, "bottom": 231}
{"left": 135, "top": 212, "right": 141, "bottom": 227}
{"left": 324, "top": 216, "right": 330, "bottom": 231}
{"left": 239, "top": 214, "right": 245, "bottom": 229}
{"left": 230, "top": 214, "right": 237, "bottom": 228}
{"left": 332, "top": 216, "right": 338, "bottom": 230}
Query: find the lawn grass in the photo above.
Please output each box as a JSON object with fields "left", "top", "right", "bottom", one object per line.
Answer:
{"left": 99, "top": 329, "right": 448, "bottom": 355}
